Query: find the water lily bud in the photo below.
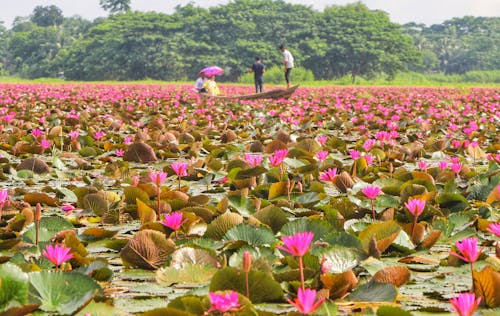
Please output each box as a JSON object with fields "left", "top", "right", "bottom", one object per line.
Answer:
{"left": 243, "top": 251, "right": 252, "bottom": 273}
{"left": 35, "top": 203, "right": 42, "bottom": 222}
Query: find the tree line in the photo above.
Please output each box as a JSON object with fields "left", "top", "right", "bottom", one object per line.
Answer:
{"left": 0, "top": 0, "right": 498, "bottom": 82}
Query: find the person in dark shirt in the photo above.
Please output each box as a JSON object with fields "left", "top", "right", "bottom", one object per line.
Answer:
{"left": 250, "top": 57, "right": 265, "bottom": 93}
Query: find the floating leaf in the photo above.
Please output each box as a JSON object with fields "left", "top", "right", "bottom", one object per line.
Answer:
{"left": 137, "top": 199, "right": 157, "bottom": 224}
{"left": 359, "top": 221, "right": 401, "bottom": 253}
{"left": 320, "top": 270, "right": 358, "bottom": 299}
{"left": 120, "top": 229, "right": 176, "bottom": 270}
{"left": 156, "top": 264, "right": 217, "bottom": 286}
{"left": 252, "top": 205, "right": 289, "bottom": 233}
{"left": 16, "top": 157, "right": 50, "bottom": 174}
{"left": 0, "top": 263, "right": 29, "bottom": 312}
{"left": 372, "top": 266, "right": 411, "bottom": 287}
{"left": 123, "top": 142, "right": 157, "bottom": 163}
{"left": 204, "top": 212, "right": 244, "bottom": 240}
{"left": 321, "top": 245, "right": 367, "bottom": 274}
{"left": 83, "top": 193, "right": 108, "bottom": 216}
{"left": 435, "top": 193, "right": 469, "bottom": 212}
{"left": 80, "top": 227, "right": 118, "bottom": 241}
{"left": 23, "top": 216, "right": 74, "bottom": 243}
{"left": 170, "top": 247, "right": 219, "bottom": 269}
{"left": 348, "top": 280, "right": 397, "bottom": 302}
{"left": 223, "top": 224, "right": 277, "bottom": 246}
{"left": 280, "top": 217, "right": 332, "bottom": 241}
{"left": 473, "top": 265, "right": 500, "bottom": 308}
{"left": 333, "top": 171, "right": 355, "bottom": 193}
{"left": 268, "top": 182, "right": 288, "bottom": 199}
{"left": 209, "top": 267, "right": 284, "bottom": 303}
{"left": 376, "top": 305, "right": 412, "bottom": 316}
{"left": 123, "top": 186, "right": 149, "bottom": 204}
{"left": 28, "top": 271, "right": 102, "bottom": 315}
{"left": 23, "top": 192, "right": 58, "bottom": 206}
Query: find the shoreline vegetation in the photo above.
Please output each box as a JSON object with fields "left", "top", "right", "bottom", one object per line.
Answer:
{"left": 1, "top": 70, "right": 499, "bottom": 88}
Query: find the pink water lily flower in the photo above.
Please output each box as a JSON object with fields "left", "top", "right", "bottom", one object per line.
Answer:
{"left": 405, "top": 198, "right": 426, "bottom": 218}
{"left": 40, "top": 139, "right": 51, "bottom": 150}
{"left": 0, "top": 189, "right": 8, "bottom": 219}
{"left": 288, "top": 288, "right": 326, "bottom": 315}
{"left": 450, "top": 237, "right": 482, "bottom": 263}
{"left": 450, "top": 162, "right": 463, "bottom": 175}
{"left": 171, "top": 162, "right": 189, "bottom": 177}
{"left": 69, "top": 130, "right": 80, "bottom": 140}
{"left": 161, "top": 211, "right": 187, "bottom": 231}
{"left": 316, "top": 151, "right": 329, "bottom": 162}
{"left": 61, "top": 203, "right": 76, "bottom": 215}
{"left": 277, "top": 232, "right": 314, "bottom": 257}
{"left": 362, "top": 185, "right": 381, "bottom": 200}
{"left": 319, "top": 168, "right": 337, "bottom": 182}
{"left": 349, "top": 150, "right": 361, "bottom": 160}
{"left": 316, "top": 135, "right": 328, "bottom": 146}
{"left": 31, "top": 129, "right": 43, "bottom": 138}
{"left": 115, "top": 148, "right": 124, "bottom": 157}
{"left": 42, "top": 244, "right": 73, "bottom": 267}
{"left": 244, "top": 153, "right": 263, "bottom": 167}
{"left": 450, "top": 293, "right": 481, "bottom": 316}
{"left": 417, "top": 160, "right": 429, "bottom": 171}
{"left": 208, "top": 291, "right": 240, "bottom": 313}
{"left": 94, "top": 131, "right": 106, "bottom": 140}
{"left": 149, "top": 171, "right": 167, "bottom": 187}
{"left": 487, "top": 222, "right": 500, "bottom": 238}
{"left": 269, "top": 149, "right": 288, "bottom": 167}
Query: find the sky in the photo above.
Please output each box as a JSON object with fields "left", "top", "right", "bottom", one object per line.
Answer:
{"left": 0, "top": 0, "right": 499, "bottom": 27}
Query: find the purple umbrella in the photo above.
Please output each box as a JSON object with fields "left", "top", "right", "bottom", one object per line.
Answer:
{"left": 200, "top": 66, "right": 224, "bottom": 77}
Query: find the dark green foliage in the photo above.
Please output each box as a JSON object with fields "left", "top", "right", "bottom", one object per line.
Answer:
{"left": 1, "top": 0, "right": 498, "bottom": 80}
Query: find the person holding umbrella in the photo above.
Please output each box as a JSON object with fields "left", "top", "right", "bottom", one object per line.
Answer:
{"left": 279, "top": 44, "right": 294, "bottom": 88}
{"left": 200, "top": 66, "right": 224, "bottom": 96}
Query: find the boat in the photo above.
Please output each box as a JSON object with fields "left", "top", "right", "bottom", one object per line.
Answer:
{"left": 201, "top": 85, "right": 299, "bottom": 101}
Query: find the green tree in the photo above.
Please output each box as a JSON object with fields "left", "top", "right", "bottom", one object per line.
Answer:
{"left": 100, "top": 0, "right": 131, "bottom": 14}
{"left": 0, "top": 21, "right": 9, "bottom": 75}
{"left": 313, "top": 3, "right": 419, "bottom": 81}
{"left": 31, "top": 5, "right": 64, "bottom": 27}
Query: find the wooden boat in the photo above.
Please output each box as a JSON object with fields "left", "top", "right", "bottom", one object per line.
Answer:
{"left": 201, "top": 85, "right": 299, "bottom": 101}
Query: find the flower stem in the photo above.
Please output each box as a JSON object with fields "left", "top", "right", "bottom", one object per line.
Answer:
{"left": 298, "top": 256, "right": 305, "bottom": 290}
{"left": 371, "top": 199, "right": 375, "bottom": 219}
{"left": 35, "top": 221, "right": 39, "bottom": 246}
{"left": 470, "top": 262, "right": 475, "bottom": 293}
{"left": 156, "top": 186, "right": 161, "bottom": 218}
{"left": 245, "top": 270, "right": 250, "bottom": 298}
{"left": 411, "top": 216, "right": 417, "bottom": 242}
{"left": 178, "top": 176, "right": 181, "bottom": 191}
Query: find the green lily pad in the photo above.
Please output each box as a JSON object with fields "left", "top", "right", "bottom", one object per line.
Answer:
{"left": 23, "top": 216, "right": 74, "bottom": 244}
{"left": 28, "top": 271, "right": 102, "bottom": 315}
{"left": 348, "top": 280, "right": 397, "bottom": 302}
{"left": 209, "top": 267, "right": 284, "bottom": 303}
{"left": 223, "top": 224, "right": 277, "bottom": 246}
{"left": 0, "top": 263, "right": 29, "bottom": 312}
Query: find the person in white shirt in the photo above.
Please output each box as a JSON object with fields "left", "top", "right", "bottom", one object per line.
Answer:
{"left": 279, "top": 44, "right": 294, "bottom": 88}
{"left": 194, "top": 72, "right": 207, "bottom": 93}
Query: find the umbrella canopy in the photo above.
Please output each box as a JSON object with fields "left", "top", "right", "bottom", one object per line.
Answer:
{"left": 200, "top": 66, "right": 224, "bottom": 77}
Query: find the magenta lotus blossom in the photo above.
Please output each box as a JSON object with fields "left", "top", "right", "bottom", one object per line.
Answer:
{"left": 450, "top": 293, "right": 481, "bottom": 316}
{"left": 363, "top": 139, "right": 376, "bottom": 152}
{"left": 115, "top": 148, "right": 124, "bottom": 157}
{"left": 149, "top": 171, "right": 168, "bottom": 187}
{"left": 208, "top": 291, "right": 240, "bottom": 313}
{"left": 61, "top": 203, "right": 76, "bottom": 215}
{"left": 487, "top": 222, "right": 500, "bottom": 238}
{"left": 319, "top": 168, "right": 337, "bottom": 182}
{"left": 0, "top": 189, "right": 8, "bottom": 220}
{"left": 42, "top": 244, "right": 73, "bottom": 268}
{"left": 40, "top": 139, "right": 51, "bottom": 150}
{"left": 161, "top": 211, "right": 187, "bottom": 231}
{"left": 94, "top": 131, "right": 106, "bottom": 140}
{"left": 269, "top": 149, "right": 288, "bottom": 167}
{"left": 31, "top": 129, "right": 43, "bottom": 138}
{"left": 349, "top": 150, "right": 361, "bottom": 160}
{"left": 278, "top": 231, "right": 314, "bottom": 289}
{"left": 244, "top": 153, "right": 263, "bottom": 167}
{"left": 364, "top": 154, "right": 374, "bottom": 165}
{"left": 450, "top": 162, "right": 463, "bottom": 175}
{"left": 277, "top": 232, "right": 314, "bottom": 257}
{"left": 123, "top": 136, "right": 133, "bottom": 145}
{"left": 171, "top": 162, "right": 189, "bottom": 177}
{"left": 316, "top": 135, "right": 327, "bottom": 145}
{"left": 316, "top": 150, "right": 329, "bottom": 162}
{"left": 405, "top": 198, "right": 426, "bottom": 240}
{"left": 69, "top": 130, "right": 80, "bottom": 140}
{"left": 362, "top": 185, "right": 381, "bottom": 200}
{"left": 439, "top": 161, "right": 448, "bottom": 170}
{"left": 417, "top": 160, "right": 429, "bottom": 171}
{"left": 450, "top": 237, "right": 482, "bottom": 263}
{"left": 288, "top": 288, "right": 326, "bottom": 315}
{"left": 405, "top": 198, "right": 426, "bottom": 218}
